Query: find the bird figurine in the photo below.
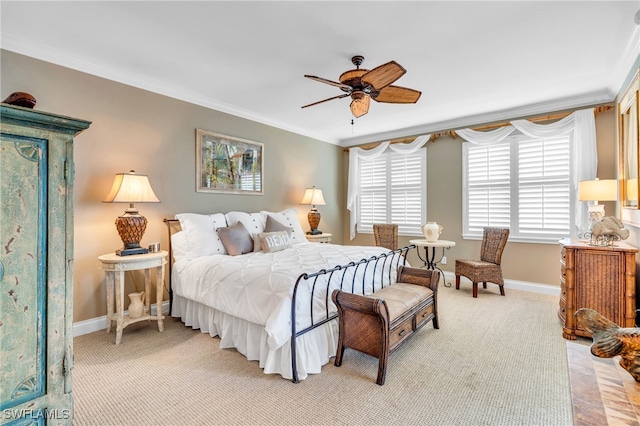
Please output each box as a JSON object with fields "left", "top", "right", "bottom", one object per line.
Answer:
{"left": 575, "top": 308, "right": 640, "bottom": 382}
{"left": 590, "top": 216, "right": 629, "bottom": 240}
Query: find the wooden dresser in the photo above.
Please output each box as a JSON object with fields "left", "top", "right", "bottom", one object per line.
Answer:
{"left": 559, "top": 238, "right": 638, "bottom": 340}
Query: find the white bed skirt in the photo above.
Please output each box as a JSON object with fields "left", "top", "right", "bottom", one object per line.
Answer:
{"left": 172, "top": 295, "right": 339, "bottom": 381}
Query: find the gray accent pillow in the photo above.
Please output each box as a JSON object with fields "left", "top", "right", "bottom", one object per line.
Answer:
{"left": 216, "top": 222, "right": 254, "bottom": 256}
{"left": 257, "top": 231, "right": 292, "bottom": 253}
{"left": 264, "top": 214, "right": 294, "bottom": 236}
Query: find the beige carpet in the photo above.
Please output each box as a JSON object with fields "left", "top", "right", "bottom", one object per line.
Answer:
{"left": 72, "top": 284, "right": 573, "bottom": 426}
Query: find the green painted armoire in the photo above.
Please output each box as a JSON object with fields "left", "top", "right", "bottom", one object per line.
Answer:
{"left": 0, "top": 104, "right": 90, "bottom": 425}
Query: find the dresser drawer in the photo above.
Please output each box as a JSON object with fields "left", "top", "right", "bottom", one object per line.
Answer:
{"left": 389, "top": 317, "right": 413, "bottom": 350}
{"left": 414, "top": 303, "right": 434, "bottom": 329}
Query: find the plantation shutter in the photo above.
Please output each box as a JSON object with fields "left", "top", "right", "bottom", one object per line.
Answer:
{"left": 390, "top": 151, "right": 424, "bottom": 234}
{"left": 465, "top": 140, "right": 511, "bottom": 233}
{"left": 518, "top": 135, "right": 571, "bottom": 237}
{"left": 359, "top": 156, "right": 388, "bottom": 227}
{"left": 359, "top": 149, "right": 425, "bottom": 235}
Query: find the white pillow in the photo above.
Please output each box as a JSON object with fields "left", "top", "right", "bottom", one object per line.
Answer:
{"left": 260, "top": 208, "right": 307, "bottom": 244}
{"left": 170, "top": 231, "right": 188, "bottom": 261}
{"left": 175, "top": 213, "right": 228, "bottom": 259}
{"left": 225, "top": 211, "right": 266, "bottom": 252}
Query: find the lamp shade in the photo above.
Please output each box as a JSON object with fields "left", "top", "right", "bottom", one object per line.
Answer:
{"left": 578, "top": 179, "right": 617, "bottom": 202}
{"left": 300, "top": 187, "right": 326, "bottom": 206}
{"left": 103, "top": 170, "right": 160, "bottom": 204}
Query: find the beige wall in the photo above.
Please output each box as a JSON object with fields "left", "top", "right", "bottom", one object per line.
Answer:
{"left": 346, "top": 109, "right": 618, "bottom": 287}
{"left": 1, "top": 48, "right": 622, "bottom": 322}
{"left": 1, "top": 50, "right": 345, "bottom": 322}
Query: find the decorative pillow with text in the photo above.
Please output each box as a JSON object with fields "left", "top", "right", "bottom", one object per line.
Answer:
{"left": 257, "top": 231, "right": 292, "bottom": 253}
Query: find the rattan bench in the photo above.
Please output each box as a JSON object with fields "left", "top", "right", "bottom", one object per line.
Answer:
{"left": 331, "top": 266, "right": 439, "bottom": 385}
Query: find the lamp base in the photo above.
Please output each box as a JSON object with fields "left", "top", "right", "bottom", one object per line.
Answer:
{"left": 307, "top": 209, "right": 322, "bottom": 236}
{"left": 114, "top": 209, "right": 148, "bottom": 256}
{"left": 588, "top": 204, "right": 605, "bottom": 229}
{"left": 116, "top": 247, "right": 149, "bottom": 256}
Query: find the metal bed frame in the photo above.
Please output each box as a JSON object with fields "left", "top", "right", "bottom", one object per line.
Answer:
{"left": 163, "top": 218, "right": 414, "bottom": 383}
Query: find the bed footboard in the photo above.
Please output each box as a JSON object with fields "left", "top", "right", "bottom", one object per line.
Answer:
{"left": 290, "top": 245, "right": 415, "bottom": 383}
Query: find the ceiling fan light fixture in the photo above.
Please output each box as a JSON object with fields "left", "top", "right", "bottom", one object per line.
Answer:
{"left": 350, "top": 92, "right": 370, "bottom": 118}
{"left": 303, "top": 55, "right": 420, "bottom": 118}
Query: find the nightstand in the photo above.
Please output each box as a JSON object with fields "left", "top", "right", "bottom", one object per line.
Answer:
{"left": 306, "top": 233, "right": 332, "bottom": 243}
{"left": 98, "top": 251, "right": 168, "bottom": 345}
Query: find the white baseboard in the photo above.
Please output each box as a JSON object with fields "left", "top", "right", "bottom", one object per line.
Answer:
{"left": 73, "top": 301, "right": 170, "bottom": 337}
{"left": 442, "top": 272, "right": 560, "bottom": 296}
{"left": 74, "top": 276, "right": 559, "bottom": 337}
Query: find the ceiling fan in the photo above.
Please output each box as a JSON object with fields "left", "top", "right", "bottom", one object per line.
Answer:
{"left": 302, "top": 55, "right": 421, "bottom": 118}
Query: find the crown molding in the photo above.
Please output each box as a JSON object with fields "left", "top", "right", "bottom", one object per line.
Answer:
{"left": 338, "top": 90, "right": 614, "bottom": 147}
{"left": 611, "top": 24, "right": 640, "bottom": 96}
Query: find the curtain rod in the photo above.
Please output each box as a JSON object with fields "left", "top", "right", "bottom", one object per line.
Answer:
{"left": 342, "top": 104, "right": 613, "bottom": 152}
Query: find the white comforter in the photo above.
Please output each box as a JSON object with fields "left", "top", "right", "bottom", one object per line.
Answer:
{"left": 173, "top": 243, "right": 397, "bottom": 350}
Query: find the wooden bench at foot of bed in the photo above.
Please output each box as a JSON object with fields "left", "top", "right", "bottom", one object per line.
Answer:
{"left": 331, "top": 266, "right": 439, "bottom": 385}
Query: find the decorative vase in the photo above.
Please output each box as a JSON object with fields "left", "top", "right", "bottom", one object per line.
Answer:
{"left": 128, "top": 291, "right": 145, "bottom": 319}
{"left": 421, "top": 222, "right": 443, "bottom": 242}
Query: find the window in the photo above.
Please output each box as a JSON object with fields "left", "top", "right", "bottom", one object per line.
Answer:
{"left": 462, "top": 133, "right": 571, "bottom": 243}
{"left": 358, "top": 149, "right": 426, "bottom": 236}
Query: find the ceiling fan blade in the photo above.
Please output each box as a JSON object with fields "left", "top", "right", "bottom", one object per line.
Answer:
{"left": 361, "top": 61, "right": 406, "bottom": 90}
{"left": 373, "top": 85, "right": 421, "bottom": 104}
{"left": 350, "top": 94, "right": 370, "bottom": 118}
{"left": 304, "top": 75, "right": 352, "bottom": 91}
{"left": 301, "top": 93, "right": 350, "bottom": 109}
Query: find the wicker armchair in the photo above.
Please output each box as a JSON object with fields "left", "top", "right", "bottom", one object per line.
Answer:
{"left": 373, "top": 224, "right": 398, "bottom": 251}
{"left": 455, "top": 227, "right": 509, "bottom": 298}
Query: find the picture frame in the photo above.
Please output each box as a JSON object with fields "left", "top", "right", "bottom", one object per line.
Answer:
{"left": 196, "top": 129, "right": 264, "bottom": 195}
{"left": 619, "top": 67, "right": 639, "bottom": 224}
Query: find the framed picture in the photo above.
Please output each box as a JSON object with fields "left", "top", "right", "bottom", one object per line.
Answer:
{"left": 196, "top": 129, "right": 263, "bottom": 195}
{"left": 619, "top": 67, "right": 639, "bottom": 224}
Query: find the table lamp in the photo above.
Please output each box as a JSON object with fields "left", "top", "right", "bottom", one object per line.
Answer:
{"left": 300, "top": 186, "right": 326, "bottom": 235}
{"left": 578, "top": 178, "right": 617, "bottom": 228}
{"left": 103, "top": 170, "right": 160, "bottom": 256}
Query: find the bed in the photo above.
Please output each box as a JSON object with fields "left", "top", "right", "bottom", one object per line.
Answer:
{"left": 164, "top": 209, "right": 413, "bottom": 382}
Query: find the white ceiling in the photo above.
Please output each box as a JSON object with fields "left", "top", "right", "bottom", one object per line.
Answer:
{"left": 1, "top": 1, "right": 639, "bottom": 146}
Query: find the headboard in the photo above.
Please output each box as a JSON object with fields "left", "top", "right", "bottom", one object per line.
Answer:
{"left": 162, "top": 218, "right": 181, "bottom": 312}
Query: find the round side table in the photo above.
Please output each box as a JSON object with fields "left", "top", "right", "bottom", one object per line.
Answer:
{"left": 98, "top": 250, "right": 168, "bottom": 345}
{"left": 409, "top": 239, "right": 456, "bottom": 287}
